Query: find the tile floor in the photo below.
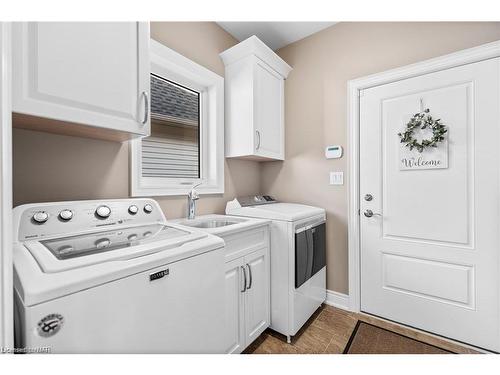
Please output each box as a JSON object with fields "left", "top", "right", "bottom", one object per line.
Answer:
{"left": 244, "top": 304, "right": 479, "bottom": 354}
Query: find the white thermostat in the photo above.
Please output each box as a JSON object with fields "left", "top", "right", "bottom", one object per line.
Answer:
{"left": 325, "top": 145, "right": 343, "bottom": 159}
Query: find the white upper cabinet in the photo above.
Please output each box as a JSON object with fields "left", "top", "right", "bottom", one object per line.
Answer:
{"left": 12, "top": 22, "right": 150, "bottom": 141}
{"left": 220, "top": 36, "right": 291, "bottom": 161}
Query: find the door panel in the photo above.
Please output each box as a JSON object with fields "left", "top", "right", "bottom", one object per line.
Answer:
{"left": 35, "top": 23, "right": 137, "bottom": 116}
{"left": 383, "top": 83, "right": 472, "bottom": 245}
{"left": 382, "top": 253, "right": 474, "bottom": 307}
{"left": 360, "top": 58, "right": 500, "bottom": 351}
{"left": 244, "top": 247, "right": 270, "bottom": 345}
{"left": 254, "top": 61, "right": 284, "bottom": 159}
{"left": 224, "top": 258, "right": 245, "bottom": 354}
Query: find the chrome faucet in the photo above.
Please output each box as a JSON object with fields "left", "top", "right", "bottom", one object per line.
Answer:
{"left": 187, "top": 183, "right": 202, "bottom": 220}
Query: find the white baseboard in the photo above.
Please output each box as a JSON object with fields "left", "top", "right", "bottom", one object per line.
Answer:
{"left": 325, "top": 290, "right": 350, "bottom": 311}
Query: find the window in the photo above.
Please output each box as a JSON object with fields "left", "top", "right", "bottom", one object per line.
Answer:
{"left": 144, "top": 75, "right": 200, "bottom": 179}
{"left": 131, "top": 39, "right": 224, "bottom": 196}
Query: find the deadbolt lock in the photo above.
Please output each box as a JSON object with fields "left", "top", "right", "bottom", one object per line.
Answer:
{"left": 364, "top": 194, "right": 373, "bottom": 201}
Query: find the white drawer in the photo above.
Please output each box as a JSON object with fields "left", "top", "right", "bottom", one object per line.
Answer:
{"left": 222, "top": 225, "right": 269, "bottom": 262}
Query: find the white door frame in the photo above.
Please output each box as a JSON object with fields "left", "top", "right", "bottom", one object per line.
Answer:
{"left": 347, "top": 39, "right": 500, "bottom": 312}
{"left": 0, "top": 22, "right": 13, "bottom": 349}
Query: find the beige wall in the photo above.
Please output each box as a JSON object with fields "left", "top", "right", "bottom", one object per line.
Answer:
{"left": 13, "top": 22, "right": 261, "bottom": 218}
{"left": 261, "top": 22, "right": 500, "bottom": 294}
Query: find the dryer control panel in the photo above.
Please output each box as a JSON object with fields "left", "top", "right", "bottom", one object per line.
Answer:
{"left": 231, "top": 195, "right": 277, "bottom": 207}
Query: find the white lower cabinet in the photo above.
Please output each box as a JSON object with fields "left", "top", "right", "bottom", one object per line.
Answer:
{"left": 224, "top": 257, "right": 246, "bottom": 354}
{"left": 174, "top": 218, "right": 270, "bottom": 354}
{"left": 224, "top": 247, "right": 270, "bottom": 354}
{"left": 244, "top": 248, "right": 269, "bottom": 345}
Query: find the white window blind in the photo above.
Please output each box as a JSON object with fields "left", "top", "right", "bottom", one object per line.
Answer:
{"left": 141, "top": 135, "right": 199, "bottom": 179}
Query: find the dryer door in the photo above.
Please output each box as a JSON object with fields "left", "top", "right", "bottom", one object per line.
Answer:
{"left": 311, "top": 223, "right": 326, "bottom": 275}
{"left": 295, "top": 229, "right": 309, "bottom": 288}
{"left": 295, "top": 222, "right": 326, "bottom": 289}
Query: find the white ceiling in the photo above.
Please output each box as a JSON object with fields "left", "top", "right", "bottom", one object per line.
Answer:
{"left": 217, "top": 22, "right": 337, "bottom": 51}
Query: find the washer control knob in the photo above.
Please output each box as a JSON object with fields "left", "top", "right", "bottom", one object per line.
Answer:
{"left": 59, "top": 209, "right": 73, "bottom": 221}
{"left": 33, "top": 211, "right": 49, "bottom": 224}
{"left": 128, "top": 205, "right": 139, "bottom": 215}
{"left": 57, "top": 245, "right": 74, "bottom": 255}
{"left": 127, "top": 234, "right": 138, "bottom": 241}
{"left": 95, "top": 238, "right": 111, "bottom": 249}
{"left": 95, "top": 205, "right": 111, "bottom": 219}
{"left": 143, "top": 204, "right": 153, "bottom": 214}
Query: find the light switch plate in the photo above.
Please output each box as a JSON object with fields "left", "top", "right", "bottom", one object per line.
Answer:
{"left": 330, "top": 171, "right": 344, "bottom": 185}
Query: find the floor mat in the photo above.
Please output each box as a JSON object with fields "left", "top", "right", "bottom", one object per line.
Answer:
{"left": 343, "top": 321, "right": 454, "bottom": 354}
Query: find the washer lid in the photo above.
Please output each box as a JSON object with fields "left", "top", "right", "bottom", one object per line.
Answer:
{"left": 14, "top": 225, "right": 224, "bottom": 306}
{"left": 24, "top": 223, "right": 207, "bottom": 273}
{"left": 227, "top": 202, "right": 325, "bottom": 222}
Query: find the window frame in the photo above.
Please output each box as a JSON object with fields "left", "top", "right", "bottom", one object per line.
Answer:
{"left": 130, "top": 39, "right": 224, "bottom": 196}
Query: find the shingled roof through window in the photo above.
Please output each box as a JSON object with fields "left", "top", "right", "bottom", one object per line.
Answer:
{"left": 150, "top": 74, "right": 199, "bottom": 126}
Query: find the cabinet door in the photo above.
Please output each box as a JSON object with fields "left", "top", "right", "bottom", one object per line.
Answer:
{"left": 254, "top": 61, "right": 284, "bottom": 159}
{"left": 244, "top": 247, "right": 270, "bottom": 346}
{"left": 12, "top": 22, "right": 150, "bottom": 137}
{"left": 224, "top": 257, "right": 246, "bottom": 354}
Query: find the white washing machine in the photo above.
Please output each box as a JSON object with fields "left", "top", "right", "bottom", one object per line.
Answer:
{"left": 226, "top": 196, "right": 326, "bottom": 343}
{"left": 13, "top": 198, "right": 225, "bottom": 353}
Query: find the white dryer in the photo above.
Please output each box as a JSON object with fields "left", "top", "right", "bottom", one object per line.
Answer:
{"left": 226, "top": 196, "right": 326, "bottom": 343}
{"left": 13, "top": 198, "right": 225, "bottom": 353}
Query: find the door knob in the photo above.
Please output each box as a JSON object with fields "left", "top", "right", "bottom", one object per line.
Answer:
{"left": 364, "top": 209, "right": 381, "bottom": 218}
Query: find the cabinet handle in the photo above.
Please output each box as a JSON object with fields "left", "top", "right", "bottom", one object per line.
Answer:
{"left": 241, "top": 266, "right": 247, "bottom": 293}
{"left": 255, "top": 130, "right": 261, "bottom": 150}
{"left": 246, "top": 264, "right": 253, "bottom": 290}
{"left": 141, "top": 91, "right": 149, "bottom": 125}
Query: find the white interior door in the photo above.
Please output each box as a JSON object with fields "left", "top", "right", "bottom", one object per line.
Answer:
{"left": 360, "top": 57, "right": 500, "bottom": 351}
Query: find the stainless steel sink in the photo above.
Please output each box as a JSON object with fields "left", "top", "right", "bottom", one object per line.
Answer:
{"left": 180, "top": 217, "right": 246, "bottom": 229}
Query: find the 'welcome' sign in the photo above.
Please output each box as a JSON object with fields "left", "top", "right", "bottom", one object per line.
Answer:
{"left": 399, "top": 139, "right": 448, "bottom": 171}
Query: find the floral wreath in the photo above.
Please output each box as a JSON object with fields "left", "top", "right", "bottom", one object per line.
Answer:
{"left": 398, "top": 109, "right": 447, "bottom": 153}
